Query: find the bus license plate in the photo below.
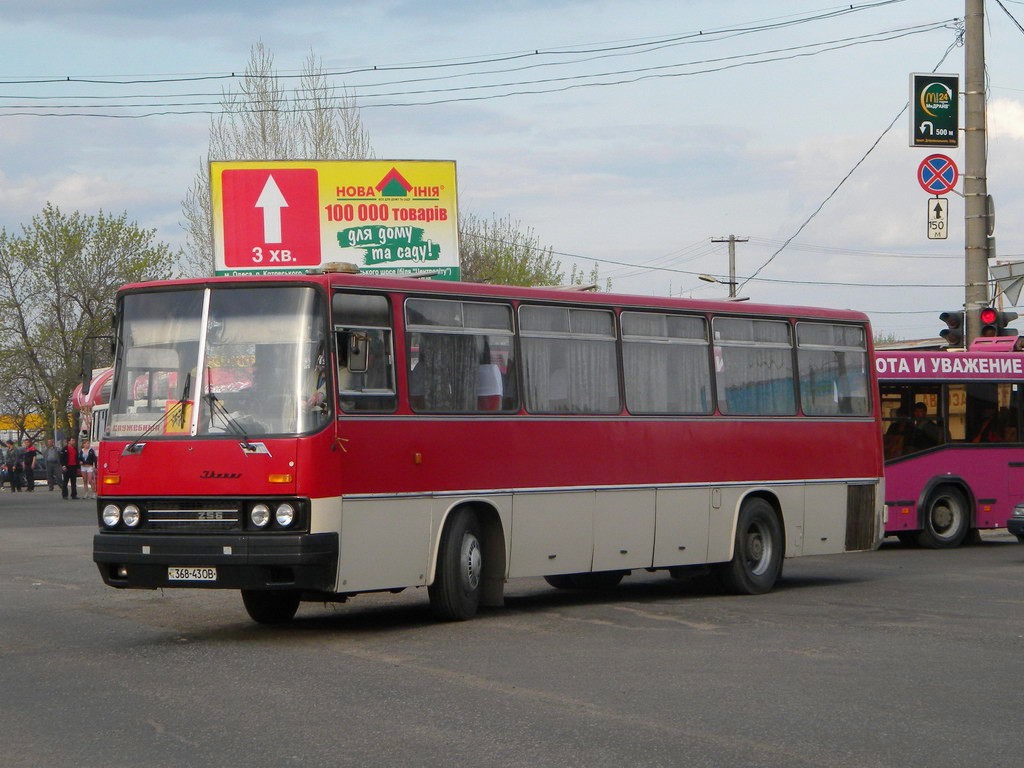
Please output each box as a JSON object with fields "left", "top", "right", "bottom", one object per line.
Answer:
{"left": 168, "top": 566, "right": 217, "bottom": 582}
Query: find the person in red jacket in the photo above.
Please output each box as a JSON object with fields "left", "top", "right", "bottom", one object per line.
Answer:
{"left": 59, "top": 438, "right": 79, "bottom": 500}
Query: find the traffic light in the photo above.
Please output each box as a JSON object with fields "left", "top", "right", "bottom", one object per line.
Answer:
{"left": 979, "top": 307, "right": 1019, "bottom": 337}
{"left": 940, "top": 310, "right": 965, "bottom": 346}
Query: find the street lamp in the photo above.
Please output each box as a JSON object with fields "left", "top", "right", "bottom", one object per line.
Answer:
{"left": 698, "top": 274, "right": 747, "bottom": 301}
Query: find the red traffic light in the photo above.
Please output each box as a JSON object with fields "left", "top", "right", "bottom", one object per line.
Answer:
{"left": 980, "top": 307, "right": 998, "bottom": 326}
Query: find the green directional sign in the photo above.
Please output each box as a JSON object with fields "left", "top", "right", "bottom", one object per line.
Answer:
{"left": 910, "top": 73, "right": 958, "bottom": 148}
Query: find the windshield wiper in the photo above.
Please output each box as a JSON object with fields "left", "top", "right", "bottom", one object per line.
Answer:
{"left": 204, "top": 392, "right": 256, "bottom": 451}
{"left": 124, "top": 372, "right": 191, "bottom": 455}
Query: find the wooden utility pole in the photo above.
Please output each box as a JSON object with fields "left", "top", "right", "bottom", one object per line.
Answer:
{"left": 711, "top": 235, "right": 747, "bottom": 298}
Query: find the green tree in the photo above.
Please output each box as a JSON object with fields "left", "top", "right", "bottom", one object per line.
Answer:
{"left": 180, "top": 42, "right": 374, "bottom": 276}
{"left": 0, "top": 204, "right": 176, "bottom": 435}
{"left": 873, "top": 331, "right": 905, "bottom": 347}
{"left": 458, "top": 212, "right": 563, "bottom": 286}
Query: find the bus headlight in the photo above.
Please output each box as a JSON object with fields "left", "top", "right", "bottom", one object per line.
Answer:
{"left": 275, "top": 503, "right": 296, "bottom": 528}
{"left": 1012, "top": 504, "right": 1024, "bottom": 518}
{"left": 102, "top": 505, "right": 121, "bottom": 528}
{"left": 250, "top": 503, "right": 271, "bottom": 528}
{"left": 122, "top": 505, "right": 141, "bottom": 528}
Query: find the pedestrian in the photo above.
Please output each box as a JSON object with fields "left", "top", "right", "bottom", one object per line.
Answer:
{"left": 80, "top": 439, "right": 98, "bottom": 499}
{"left": 5, "top": 439, "right": 24, "bottom": 492}
{"left": 43, "top": 438, "right": 61, "bottom": 491}
{"left": 59, "top": 438, "right": 80, "bottom": 500}
{"left": 21, "top": 438, "right": 38, "bottom": 492}
{"left": 2, "top": 440, "right": 13, "bottom": 491}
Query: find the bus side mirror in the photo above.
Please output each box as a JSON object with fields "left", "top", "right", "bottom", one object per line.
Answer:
{"left": 348, "top": 333, "right": 369, "bottom": 374}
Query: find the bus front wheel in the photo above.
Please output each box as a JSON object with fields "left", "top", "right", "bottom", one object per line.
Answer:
{"left": 429, "top": 509, "right": 483, "bottom": 621}
{"left": 918, "top": 486, "right": 969, "bottom": 549}
{"left": 241, "top": 589, "right": 301, "bottom": 625}
{"left": 718, "top": 498, "right": 783, "bottom": 595}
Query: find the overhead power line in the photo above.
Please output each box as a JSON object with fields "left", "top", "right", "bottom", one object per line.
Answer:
{"left": 0, "top": 15, "right": 955, "bottom": 118}
{"left": 0, "top": 0, "right": 912, "bottom": 87}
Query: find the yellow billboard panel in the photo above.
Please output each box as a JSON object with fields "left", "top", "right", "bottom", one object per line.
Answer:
{"left": 210, "top": 160, "right": 460, "bottom": 279}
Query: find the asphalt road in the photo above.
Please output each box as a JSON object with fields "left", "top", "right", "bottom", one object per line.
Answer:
{"left": 2, "top": 488, "right": 1022, "bottom": 768}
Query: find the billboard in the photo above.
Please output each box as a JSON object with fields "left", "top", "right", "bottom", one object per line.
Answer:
{"left": 210, "top": 160, "right": 460, "bottom": 278}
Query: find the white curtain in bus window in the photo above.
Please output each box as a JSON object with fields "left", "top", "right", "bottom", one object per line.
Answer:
{"left": 621, "top": 312, "right": 711, "bottom": 414}
{"left": 796, "top": 323, "right": 870, "bottom": 416}
{"left": 405, "top": 298, "right": 516, "bottom": 413}
{"left": 713, "top": 317, "right": 795, "bottom": 415}
{"left": 520, "top": 306, "right": 619, "bottom": 414}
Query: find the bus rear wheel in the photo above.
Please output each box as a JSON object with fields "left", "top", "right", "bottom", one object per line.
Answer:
{"left": 918, "top": 486, "right": 969, "bottom": 549}
{"left": 718, "top": 498, "right": 783, "bottom": 595}
{"left": 429, "top": 509, "right": 483, "bottom": 621}
{"left": 241, "top": 589, "right": 301, "bottom": 625}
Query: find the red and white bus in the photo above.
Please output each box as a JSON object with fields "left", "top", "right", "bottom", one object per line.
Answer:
{"left": 92, "top": 270, "right": 884, "bottom": 624}
{"left": 876, "top": 339, "right": 1024, "bottom": 547}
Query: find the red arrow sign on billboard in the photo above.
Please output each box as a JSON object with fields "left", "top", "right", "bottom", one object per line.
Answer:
{"left": 222, "top": 168, "right": 321, "bottom": 268}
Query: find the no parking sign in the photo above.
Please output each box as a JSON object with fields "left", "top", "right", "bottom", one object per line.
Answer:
{"left": 917, "top": 154, "right": 959, "bottom": 195}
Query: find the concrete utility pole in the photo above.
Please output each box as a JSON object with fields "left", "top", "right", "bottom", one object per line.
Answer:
{"left": 710, "top": 235, "right": 747, "bottom": 298}
{"left": 963, "top": 0, "right": 989, "bottom": 344}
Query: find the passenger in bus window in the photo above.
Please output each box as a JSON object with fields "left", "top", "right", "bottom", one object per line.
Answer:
{"left": 476, "top": 339, "right": 503, "bottom": 411}
{"left": 972, "top": 406, "right": 1004, "bottom": 443}
{"left": 905, "top": 402, "right": 941, "bottom": 452}
{"left": 884, "top": 408, "right": 910, "bottom": 458}
{"left": 998, "top": 407, "right": 1018, "bottom": 442}
{"left": 408, "top": 350, "right": 426, "bottom": 410}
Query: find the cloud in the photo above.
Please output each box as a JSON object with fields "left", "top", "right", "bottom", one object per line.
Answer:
{"left": 989, "top": 98, "right": 1024, "bottom": 141}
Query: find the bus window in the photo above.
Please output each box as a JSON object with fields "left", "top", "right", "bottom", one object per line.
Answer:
{"left": 879, "top": 386, "right": 943, "bottom": 457}
{"left": 520, "top": 305, "right": 619, "bottom": 414}
{"left": 334, "top": 293, "right": 396, "bottom": 413}
{"left": 713, "top": 317, "right": 795, "bottom": 416}
{"left": 405, "top": 298, "right": 517, "bottom": 413}
{"left": 964, "top": 382, "right": 1015, "bottom": 443}
{"left": 621, "top": 312, "right": 711, "bottom": 414}
{"left": 796, "top": 322, "right": 870, "bottom": 416}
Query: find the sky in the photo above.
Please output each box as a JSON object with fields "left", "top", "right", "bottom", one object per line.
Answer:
{"left": 1, "top": 0, "right": 1023, "bottom": 341}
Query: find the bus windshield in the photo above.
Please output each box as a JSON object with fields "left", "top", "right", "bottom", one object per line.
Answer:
{"left": 109, "top": 285, "right": 328, "bottom": 439}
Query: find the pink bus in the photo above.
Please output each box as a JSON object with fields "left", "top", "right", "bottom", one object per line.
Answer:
{"left": 876, "top": 341, "right": 1024, "bottom": 547}
{"left": 92, "top": 270, "right": 884, "bottom": 624}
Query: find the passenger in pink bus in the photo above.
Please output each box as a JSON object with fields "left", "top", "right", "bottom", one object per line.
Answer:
{"left": 884, "top": 408, "right": 910, "bottom": 458}
{"left": 998, "top": 407, "right": 1018, "bottom": 442}
{"left": 905, "top": 402, "right": 941, "bottom": 453}
{"left": 972, "top": 406, "right": 1007, "bottom": 443}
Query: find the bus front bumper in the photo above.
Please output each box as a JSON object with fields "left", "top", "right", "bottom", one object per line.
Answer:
{"left": 93, "top": 532, "right": 338, "bottom": 591}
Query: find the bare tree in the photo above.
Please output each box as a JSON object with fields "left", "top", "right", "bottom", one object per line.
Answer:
{"left": 0, "top": 204, "right": 176, "bottom": 435}
{"left": 180, "top": 42, "right": 374, "bottom": 276}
